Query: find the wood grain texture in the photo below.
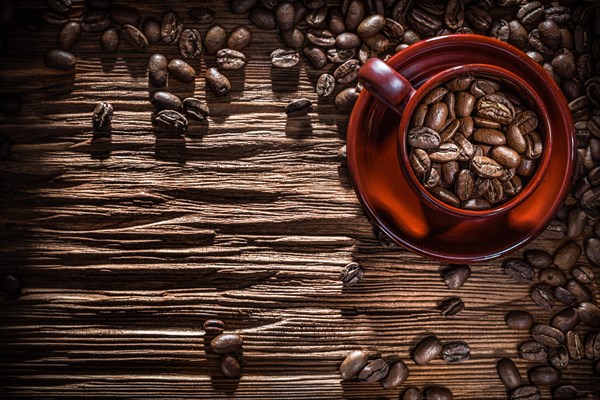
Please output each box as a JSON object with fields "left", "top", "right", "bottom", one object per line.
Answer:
{"left": 0, "top": 1, "right": 599, "bottom": 399}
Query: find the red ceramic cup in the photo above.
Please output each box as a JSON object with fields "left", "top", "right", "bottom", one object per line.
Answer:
{"left": 359, "top": 60, "right": 552, "bottom": 217}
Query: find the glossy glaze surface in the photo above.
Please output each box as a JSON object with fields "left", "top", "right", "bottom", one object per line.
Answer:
{"left": 347, "top": 34, "right": 575, "bottom": 262}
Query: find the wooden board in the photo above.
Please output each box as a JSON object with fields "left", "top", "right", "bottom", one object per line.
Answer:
{"left": 0, "top": 1, "right": 599, "bottom": 398}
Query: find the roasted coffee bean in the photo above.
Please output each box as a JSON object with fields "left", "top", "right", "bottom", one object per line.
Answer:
{"left": 532, "top": 324, "right": 564, "bottom": 348}
{"left": 216, "top": 49, "right": 246, "bottom": 70}
{"left": 528, "top": 364, "right": 560, "bottom": 386}
{"left": 578, "top": 302, "right": 600, "bottom": 327}
{"left": 586, "top": 237, "right": 600, "bottom": 267}
{"left": 303, "top": 46, "right": 326, "bottom": 69}
{"left": 442, "top": 264, "right": 470, "bottom": 289}
{"left": 227, "top": 26, "right": 252, "bottom": 51}
{"left": 554, "top": 241, "right": 581, "bottom": 271}
{"left": 442, "top": 342, "right": 470, "bottom": 363}
{"left": 230, "top": 0, "right": 257, "bottom": 14}
{"left": 151, "top": 91, "right": 182, "bottom": 111}
{"left": 539, "top": 268, "right": 566, "bottom": 287}
{"left": 149, "top": 54, "right": 168, "bottom": 88}
{"left": 121, "top": 25, "right": 148, "bottom": 52}
{"left": 280, "top": 28, "right": 304, "bottom": 49}
{"left": 326, "top": 48, "right": 355, "bottom": 64}
{"left": 335, "top": 87, "right": 359, "bottom": 113}
{"left": 339, "top": 261, "right": 363, "bottom": 286}
{"left": 142, "top": 17, "right": 161, "bottom": 44}
{"left": 465, "top": 5, "right": 491, "bottom": 32}
{"left": 357, "top": 14, "right": 385, "bottom": 38}
{"left": 408, "top": 127, "right": 441, "bottom": 150}
{"left": 553, "top": 385, "right": 578, "bottom": 400}
{"left": 306, "top": 28, "right": 335, "bottom": 47}
{"left": 473, "top": 129, "right": 506, "bottom": 145}
{"left": 567, "top": 208, "right": 586, "bottom": 238}
{"left": 270, "top": 49, "right": 299, "bottom": 68}
{"left": 551, "top": 308, "right": 579, "bottom": 333}
{"left": 571, "top": 265, "right": 594, "bottom": 284}
{"left": 517, "top": 1, "right": 544, "bottom": 26}
{"left": 524, "top": 249, "right": 551, "bottom": 268}
{"left": 444, "top": 0, "right": 464, "bottom": 31}
{"left": 153, "top": 110, "right": 188, "bottom": 134}
{"left": 336, "top": 32, "right": 361, "bottom": 50}
{"left": 549, "top": 345, "right": 569, "bottom": 370}
{"left": 210, "top": 333, "right": 242, "bottom": 354}
{"left": 205, "top": 25, "right": 227, "bottom": 55}
{"left": 334, "top": 59, "right": 360, "bottom": 85}
{"left": 497, "top": 358, "right": 521, "bottom": 389}
{"left": 100, "top": 28, "right": 119, "bottom": 53}
{"left": 381, "top": 360, "right": 409, "bottom": 389}
{"left": 220, "top": 354, "right": 241, "bottom": 378}
{"left": 190, "top": 7, "right": 214, "bottom": 24}
{"left": 429, "top": 143, "right": 460, "bottom": 163}
{"left": 179, "top": 29, "right": 202, "bottom": 59}
{"left": 315, "top": 74, "right": 335, "bottom": 97}
{"left": 552, "top": 49, "right": 576, "bottom": 80}
{"left": 438, "top": 296, "right": 464, "bottom": 317}
{"left": 204, "top": 319, "right": 225, "bottom": 336}
{"left": 471, "top": 79, "right": 500, "bottom": 97}
{"left": 48, "top": 0, "right": 71, "bottom": 13}
{"left": 81, "top": 11, "right": 110, "bottom": 32}
{"left": 45, "top": 49, "right": 76, "bottom": 70}
{"left": 168, "top": 59, "right": 195, "bottom": 83}
{"left": 532, "top": 283, "right": 555, "bottom": 309}
{"left": 431, "top": 187, "right": 460, "bottom": 207}
{"left": 358, "top": 358, "right": 388, "bottom": 382}
{"left": 275, "top": 2, "right": 294, "bottom": 31}
{"left": 250, "top": 7, "right": 276, "bottom": 29}
{"left": 345, "top": 0, "right": 366, "bottom": 32}
{"left": 566, "top": 330, "right": 584, "bottom": 360}
{"left": 554, "top": 286, "right": 576, "bottom": 306}
{"left": 423, "top": 386, "right": 452, "bottom": 400}
{"left": 490, "top": 19, "right": 509, "bottom": 42}
{"left": 161, "top": 12, "right": 183, "bottom": 45}
{"left": 339, "top": 350, "right": 368, "bottom": 379}
{"left": 402, "top": 387, "right": 422, "bottom": 400}
{"left": 409, "top": 149, "right": 431, "bottom": 177}
{"left": 412, "top": 335, "right": 442, "bottom": 365}
{"left": 305, "top": 5, "right": 326, "bottom": 27}
{"left": 508, "top": 20, "right": 528, "bottom": 49}
{"left": 110, "top": 5, "right": 140, "bottom": 27}
{"left": 58, "top": 21, "right": 80, "bottom": 51}
{"left": 182, "top": 98, "right": 209, "bottom": 122}
{"left": 408, "top": 7, "right": 442, "bottom": 37}
{"left": 519, "top": 340, "right": 548, "bottom": 361}
{"left": 510, "top": 385, "right": 540, "bottom": 400}
{"left": 206, "top": 68, "right": 231, "bottom": 96}
{"left": 92, "top": 102, "right": 113, "bottom": 131}
{"left": 585, "top": 331, "right": 600, "bottom": 360}
{"left": 326, "top": 6, "right": 344, "bottom": 35}
{"left": 506, "top": 310, "right": 533, "bottom": 330}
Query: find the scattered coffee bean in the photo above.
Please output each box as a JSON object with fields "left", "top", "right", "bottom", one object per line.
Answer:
{"left": 206, "top": 68, "right": 231, "bottom": 96}
{"left": 549, "top": 345, "right": 569, "bottom": 370}
{"left": 506, "top": 310, "right": 533, "bottom": 330}
{"left": 45, "top": 49, "right": 76, "bottom": 70}
{"left": 148, "top": 54, "right": 168, "bottom": 88}
{"left": 571, "top": 265, "right": 594, "bottom": 284}
{"left": 1, "top": 274, "right": 22, "bottom": 298}
{"left": 423, "top": 386, "right": 452, "bottom": 400}
{"left": 503, "top": 258, "right": 534, "bottom": 283}
{"left": 153, "top": 110, "right": 188, "bottom": 134}
{"left": 438, "top": 296, "right": 464, "bottom": 317}
{"left": 442, "top": 342, "right": 470, "bottom": 363}
{"left": 100, "top": 28, "right": 119, "bottom": 53}
{"left": 92, "top": 101, "right": 113, "bottom": 131}
{"left": 270, "top": 48, "right": 299, "bottom": 68}
{"left": 220, "top": 354, "right": 241, "bottom": 378}
{"left": 161, "top": 12, "right": 183, "bottom": 45}
{"left": 532, "top": 324, "right": 565, "bottom": 348}
{"left": 339, "top": 350, "right": 368, "bottom": 380}
{"left": 519, "top": 340, "right": 548, "bottom": 361}
{"left": 528, "top": 364, "right": 560, "bottom": 386}
{"left": 553, "top": 385, "right": 578, "bottom": 400}
{"left": 315, "top": 74, "right": 335, "bottom": 97}
{"left": 566, "top": 330, "right": 584, "bottom": 360}
{"left": 442, "top": 264, "right": 470, "bottom": 290}
{"left": 510, "top": 385, "right": 540, "bottom": 400}
{"left": 531, "top": 283, "right": 555, "bottom": 309}
{"left": 121, "top": 24, "right": 148, "bottom": 52}
{"left": 168, "top": 59, "right": 196, "bottom": 83}
{"left": 381, "top": 360, "right": 409, "bottom": 389}
{"left": 285, "top": 98, "right": 312, "bottom": 118}
{"left": 227, "top": 26, "right": 252, "bottom": 51}
{"left": 339, "top": 261, "right": 363, "bottom": 286}
{"left": 151, "top": 91, "right": 182, "bottom": 111}
{"left": 554, "top": 286, "right": 576, "bottom": 306}
{"left": 551, "top": 307, "right": 579, "bottom": 333}
{"left": 497, "top": 358, "right": 521, "bottom": 389}
{"left": 190, "top": 7, "right": 214, "bottom": 24}
{"left": 401, "top": 387, "right": 422, "bottom": 400}
{"left": 204, "top": 319, "right": 225, "bottom": 336}
{"left": 565, "top": 278, "right": 593, "bottom": 303}
{"left": 554, "top": 241, "right": 582, "bottom": 270}
{"left": 358, "top": 358, "right": 388, "bottom": 383}
{"left": 205, "top": 25, "right": 227, "bottom": 55}
{"left": 81, "top": 11, "right": 110, "bottom": 32}
{"left": 578, "top": 302, "right": 600, "bottom": 327}
{"left": 182, "top": 98, "right": 210, "bottom": 122}
{"left": 58, "top": 21, "right": 80, "bottom": 51}
{"left": 412, "top": 335, "right": 442, "bottom": 365}
{"left": 249, "top": 7, "right": 276, "bottom": 30}
{"left": 210, "top": 333, "right": 243, "bottom": 354}
{"left": 142, "top": 17, "right": 161, "bottom": 43}
{"left": 539, "top": 267, "right": 566, "bottom": 287}
{"left": 584, "top": 331, "right": 600, "bottom": 359}
{"left": 335, "top": 87, "right": 359, "bottom": 113}
{"left": 585, "top": 237, "right": 600, "bottom": 267}
{"left": 179, "top": 29, "right": 202, "bottom": 59}
{"left": 216, "top": 48, "right": 246, "bottom": 70}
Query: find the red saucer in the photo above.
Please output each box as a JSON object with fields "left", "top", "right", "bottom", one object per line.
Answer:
{"left": 347, "top": 34, "right": 575, "bottom": 262}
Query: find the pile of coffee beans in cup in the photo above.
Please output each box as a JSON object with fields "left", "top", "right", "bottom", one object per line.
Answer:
{"left": 407, "top": 75, "right": 543, "bottom": 210}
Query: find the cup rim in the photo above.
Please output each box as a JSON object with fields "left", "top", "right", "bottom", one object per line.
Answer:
{"left": 398, "top": 63, "right": 553, "bottom": 218}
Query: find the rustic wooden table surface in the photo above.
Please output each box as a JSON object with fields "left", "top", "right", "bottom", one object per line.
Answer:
{"left": 0, "top": 1, "right": 599, "bottom": 399}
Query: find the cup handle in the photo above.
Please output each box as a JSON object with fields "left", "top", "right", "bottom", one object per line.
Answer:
{"left": 358, "top": 58, "right": 416, "bottom": 115}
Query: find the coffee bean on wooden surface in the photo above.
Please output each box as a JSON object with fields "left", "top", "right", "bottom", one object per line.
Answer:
{"left": 81, "top": 11, "right": 110, "bottom": 32}
{"left": 578, "top": 302, "right": 600, "bottom": 327}
{"left": 585, "top": 331, "right": 600, "bottom": 360}
{"left": 586, "top": 237, "right": 600, "bottom": 267}
{"left": 554, "top": 241, "right": 581, "bottom": 270}
{"left": 227, "top": 26, "right": 252, "bottom": 51}
{"left": 270, "top": 48, "right": 299, "bottom": 68}
{"left": 179, "top": 29, "right": 202, "bottom": 59}
{"left": 151, "top": 91, "right": 182, "bottom": 111}
{"left": 442, "top": 342, "right": 470, "bottom": 363}
{"left": 531, "top": 283, "right": 556, "bottom": 309}
{"left": 206, "top": 68, "right": 231, "bottom": 96}
{"left": 153, "top": 110, "right": 188, "bottom": 135}
{"left": 121, "top": 24, "right": 148, "bottom": 52}
{"left": 148, "top": 54, "right": 168, "bottom": 88}
{"left": 503, "top": 258, "right": 534, "bottom": 283}
{"left": 335, "top": 87, "right": 358, "bottom": 113}
{"left": 220, "top": 354, "right": 241, "bottom": 378}
{"left": 275, "top": 1, "right": 294, "bottom": 31}
{"left": 412, "top": 335, "right": 442, "bottom": 365}
{"left": 551, "top": 308, "right": 579, "bottom": 333}
{"left": 571, "top": 265, "right": 594, "bottom": 284}
{"left": 303, "top": 46, "right": 327, "bottom": 69}
{"left": 249, "top": 7, "right": 276, "bottom": 30}
{"left": 230, "top": 0, "right": 256, "bottom": 14}
{"left": 339, "top": 350, "right": 368, "bottom": 380}
{"left": 210, "top": 333, "right": 242, "bottom": 354}
{"left": 1, "top": 274, "right": 22, "bottom": 298}
{"left": 549, "top": 345, "right": 569, "bottom": 370}
{"left": 423, "top": 386, "right": 452, "bottom": 400}
{"left": 280, "top": 27, "right": 304, "bottom": 49}
{"left": 168, "top": 59, "right": 195, "bottom": 83}
{"left": 161, "top": 12, "right": 183, "bottom": 45}
{"left": 566, "top": 330, "right": 584, "bottom": 360}
{"left": 142, "top": 17, "right": 161, "bottom": 44}
{"left": 358, "top": 358, "right": 388, "bottom": 383}
{"left": 216, "top": 48, "right": 246, "bottom": 70}
{"left": 339, "top": 261, "right": 363, "bottom": 286}
{"left": 204, "top": 319, "right": 225, "bottom": 336}
{"left": 519, "top": 340, "right": 548, "bottom": 361}
{"left": 565, "top": 278, "right": 593, "bottom": 304}
{"left": 442, "top": 264, "right": 470, "bottom": 289}
{"left": 190, "top": 7, "right": 214, "bottom": 24}
{"left": 532, "top": 324, "right": 565, "bottom": 348}
{"left": 205, "top": 25, "right": 227, "bottom": 55}
{"left": 553, "top": 385, "right": 578, "bottom": 400}
{"left": 92, "top": 101, "right": 113, "bottom": 131}
{"left": 497, "top": 358, "right": 521, "bottom": 389}
{"left": 58, "top": 21, "right": 80, "bottom": 51}
{"left": 438, "top": 296, "right": 464, "bottom": 317}
{"left": 100, "top": 27, "right": 119, "bottom": 53}
{"left": 45, "top": 49, "right": 76, "bottom": 70}
{"left": 506, "top": 310, "right": 533, "bottom": 330}
{"left": 510, "top": 385, "right": 540, "bottom": 400}
{"left": 285, "top": 98, "right": 312, "bottom": 118}
{"left": 401, "top": 387, "right": 422, "bottom": 400}
{"left": 528, "top": 364, "right": 560, "bottom": 386}
{"left": 381, "top": 360, "right": 409, "bottom": 389}
{"left": 182, "top": 98, "right": 209, "bottom": 122}
{"left": 315, "top": 74, "right": 335, "bottom": 97}
{"left": 524, "top": 249, "right": 552, "bottom": 268}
